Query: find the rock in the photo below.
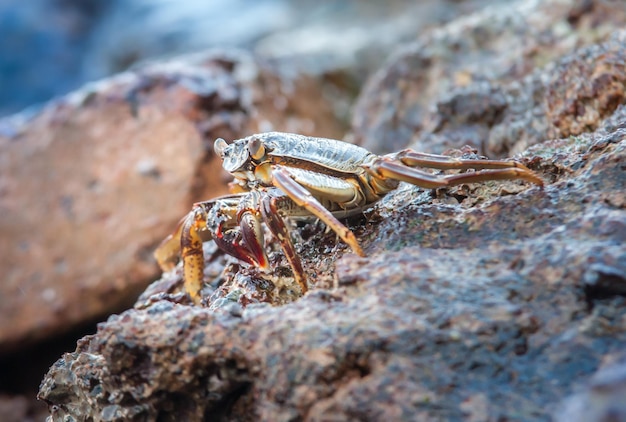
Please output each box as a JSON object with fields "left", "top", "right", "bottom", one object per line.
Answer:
{"left": 0, "top": 50, "right": 345, "bottom": 354}
{"left": 555, "top": 355, "right": 626, "bottom": 422}
{"left": 39, "top": 39, "right": 626, "bottom": 421}
{"left": 0, "top": 394, "right": 48, "bottom": 422}
{"left": 351, "top": 0, "right": 626, "bottom": 155}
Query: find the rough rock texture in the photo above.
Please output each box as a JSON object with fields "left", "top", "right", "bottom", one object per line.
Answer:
{"left": 39, "top": 35, "right": 626, "bottom": 421}
{"left": 351, "top": 0, "right": 626, "bottom": 156}
{"left": 0, "top": 50, "right": 345, "bottom": 354}
{"left": 555, "top": 356, "right": 626, "bottom": 422}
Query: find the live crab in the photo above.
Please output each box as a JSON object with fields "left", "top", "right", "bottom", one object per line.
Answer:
{"left": 155, "top": 132, "right": 543, "bottom": 304}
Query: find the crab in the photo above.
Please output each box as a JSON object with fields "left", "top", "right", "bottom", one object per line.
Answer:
{"left": 155, "top": 132, "right": 543, "bottom": 304}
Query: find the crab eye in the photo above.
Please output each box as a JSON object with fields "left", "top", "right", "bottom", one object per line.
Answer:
{"left": 248, "top": 137, "right": 266, "bottom": 161}
{"left": 214, "top": 138, "right": 228, "bottom": 157}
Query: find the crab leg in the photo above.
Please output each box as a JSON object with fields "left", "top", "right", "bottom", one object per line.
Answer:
{"left": 260, "top": 190, "right": 307, "bottom": 293}
{"left": 154, "top": 195, "right": 261, "bottom": 303}
{"left": 271, "top": 166, "right": 365, "bottom": 257}
{"left": 179, "top": 206, "right": 210, "bottom": 304}
{"left": 154, "top": 202, "right": 214, "bottom": 303}
{"left": 365, "top": 157, "right": 544, "bottom": 189}
{"left": 391, "top": 150, "right": 537, "bottom": 172}
{"left": 154, "top": 215, "right": 187, "bottom": 272}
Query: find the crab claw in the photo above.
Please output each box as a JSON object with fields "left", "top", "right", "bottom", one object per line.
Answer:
{"left": 212, "top": 227, "right": 260, "bottom": 269}
{"left": 239, "top": 210, "right": 270, "bottom": 272}
{"left": 208, "top": 207, "right": 270, "bottom": 271}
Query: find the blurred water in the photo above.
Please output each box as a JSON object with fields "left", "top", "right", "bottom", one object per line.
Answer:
{"left": 0, "top": 0, "right": 503, "bottom": 117}
{"left": 0, "top": 0, "right": 293, "bottom": 116}
{"left": 0, "top": 0, "right": 108, "bottom": 116}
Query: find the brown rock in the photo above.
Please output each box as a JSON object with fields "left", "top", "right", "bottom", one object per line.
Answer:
{"left": 556, "top": 355, "right": 626, "bottom": 422}
{"left": 546, "top": 34, "right": 626, "bottom": 139}
{"left": 38, "top": 38, "right": 626, "bottom": 421}
{"left": 0, "top": 394, "right": 48, "bottom": 422}
{"left": 0, "top": 50, "right": 345, "bottom": 354}
{"left": 351, "top": 0, "right": 626, "bottom": 156}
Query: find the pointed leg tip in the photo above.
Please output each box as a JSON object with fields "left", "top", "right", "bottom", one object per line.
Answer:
{"left": 257, "top": 259, "right": 271, "bottom": 273}
{"left": 294, "top": 276, "right": 308, "bottom": 294}
{"left": 526, "top": 174, "right": 545, "bottom": 188}
{"left": 188, "top": 291, "right": 202, "bottom": 305}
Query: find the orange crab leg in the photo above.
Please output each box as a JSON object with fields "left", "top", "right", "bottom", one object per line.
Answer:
{"left": 154, "top": 215, "right": 187, "bottom": 272}
{"left": 271, "top": 166, "right": 365, "bottom": 257}
{"left": 261, "top": 191, "right": 307, "bottom": 293}
{"left": 365, "top": 158, "right": 544, "bottom": 189}
{"left": 390, "top": 150, "right": 536, "bottom": 171}
{"left": 180, "top": 207, "right": 209, "bottom": 304}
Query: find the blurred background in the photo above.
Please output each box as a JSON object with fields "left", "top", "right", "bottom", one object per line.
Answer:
{"left": 0, "top": 0, "right": 504, "bottom": 117}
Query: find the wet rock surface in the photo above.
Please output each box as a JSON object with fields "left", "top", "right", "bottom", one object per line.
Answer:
{"left": 39, "top": 38, "right": 626, "bottom": 422}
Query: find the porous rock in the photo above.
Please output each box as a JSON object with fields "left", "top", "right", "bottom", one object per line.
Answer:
{"left": 351, "top": 0, "right": 626, "bottom": 156}
{"left": 555, "top": 355, "right": 626, "bottom": 422}
{"left": 0, "top": 50, "right": 345, "bottom": 354}
{"left": 39, "top": 45, "right": 626, "bottom": 422}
